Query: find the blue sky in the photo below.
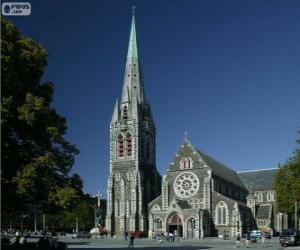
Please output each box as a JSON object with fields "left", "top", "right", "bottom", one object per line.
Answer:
{"left": 8, "top": 0, "right": 300, "bottom": 196}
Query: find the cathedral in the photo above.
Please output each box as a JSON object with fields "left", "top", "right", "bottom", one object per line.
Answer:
{"left": 105, "top": 10, "right": 288, "bottom": 238}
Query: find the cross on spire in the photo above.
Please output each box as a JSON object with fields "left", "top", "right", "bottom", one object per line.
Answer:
{"left": 184, "top": 131, "right": 188, "bottom": 141}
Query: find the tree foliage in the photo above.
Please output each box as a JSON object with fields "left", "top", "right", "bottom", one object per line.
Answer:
{"left": 1, "top": 18, "right": 82, "bottom": 222}
{"left": 274, "top": 130, "right": 300, "bottom": 216}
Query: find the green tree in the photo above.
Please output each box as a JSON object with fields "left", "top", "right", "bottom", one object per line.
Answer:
{"left": 58, "top": 199, "right": 95, "bottom": 232}
{"left": 1, "top": 18, "right": 81, "bottom": 223}
{"left": 274, "top": 130, "right": 300, "bottom": 221}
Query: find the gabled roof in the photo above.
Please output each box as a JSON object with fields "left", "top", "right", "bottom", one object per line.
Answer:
{"left": 197, "top": 149, "right": 246, "bottom": 189}
{"left": 238, "top": 168, "right": 277, "bottom": 191}
{"left": 256, "top": 204, "right": 272, "bottom": 219}
{"left": 166, "top": 139, "right": 246, "bottom": 189}
{"left": 148, "top": 194, "right": 162, "bottom": 208}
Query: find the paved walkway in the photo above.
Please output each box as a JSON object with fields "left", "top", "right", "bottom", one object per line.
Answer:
{"left": 63, "top": 236, "right": 300, "bottom": 249}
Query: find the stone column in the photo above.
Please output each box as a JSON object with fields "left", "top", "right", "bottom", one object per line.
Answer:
{"left": 182, "top": 217, "right": 187, "bottom": 239}
{"left": 148, "top": 214, "right": 153, "bottom": 237}
{"left": 163, "top": 217, "right": 168, "bottom": 235}
{"left": 203, "top": 170, "right": 212, "bottom": 210}
{"left": 195, "top": 217, "right": 200, "bottom": 239}
{"left": 162, "top": 180, "right": 169, "bottom": 210}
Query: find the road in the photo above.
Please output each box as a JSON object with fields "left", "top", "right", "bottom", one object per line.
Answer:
{"left": 62, "top": 236, "right": 300, "bottom": 249}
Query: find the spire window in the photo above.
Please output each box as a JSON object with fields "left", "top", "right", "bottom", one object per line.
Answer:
{"left": 123, "top": 106, "right": 128, "bottom": 120}
{"left": 126, "top": 133, "right": 132, "bottom": 156}
{"left": 118, "top": 134, "right": 124, "bottom": 157}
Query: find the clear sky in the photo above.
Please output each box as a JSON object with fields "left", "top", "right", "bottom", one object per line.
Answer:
{"left": 8, "top": 0, "right": 300, "bottom": 196}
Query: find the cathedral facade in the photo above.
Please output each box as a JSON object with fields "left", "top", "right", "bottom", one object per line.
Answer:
{"left": 106, "top": 11, "right": 288, "bottom": 238}
{"left": 148, "top": 139, "right": 253, "bottom": 238}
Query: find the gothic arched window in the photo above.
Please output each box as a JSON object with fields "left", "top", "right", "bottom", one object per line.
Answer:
{"left": 154, "top": 218, "right": 162, "bottom": 229}
{"left": 123, "top": 106, "right": 128, "bottom": 120}
{"left": 118, "top": 134, "right": 124, "bottom": 157}
{"left": 180, "top": 157, "right": 193, "bottom": 169}
{"left": 126, "top": 133, "right": 132, "bottom": 156}
{"left": 216, "top": 201, "right": 228, "bottom": 225}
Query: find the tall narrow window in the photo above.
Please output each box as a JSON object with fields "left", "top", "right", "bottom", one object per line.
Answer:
{"left": 127, "top": 133, "right": 132, "bottom": 156}
{"left": 187, "top": 158, "right": 191, "bottom": 168}
{"left": 123, "top": 106, "right": 128, "bottom": 120}
{"left": 258, "top": 192, "right": 263, "bottom": 202}
{"left": 216, "top": 201, "right": 227, "bottom": 225}
{"left": 118, "top": 134, "right": 124, "bottom": 157}
{"left": 183, "top": 159, "right": 187, "bottom": 169}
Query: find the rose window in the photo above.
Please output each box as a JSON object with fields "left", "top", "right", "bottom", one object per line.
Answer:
{"left": 174, "top": 172, "right": 200, "bottom": 198}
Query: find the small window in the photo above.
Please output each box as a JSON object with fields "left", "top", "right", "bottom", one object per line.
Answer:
{"left": 123, "top": 106, "right": 128, "bottom": 120}
{"left": 258, "top": 192, "right": 263, "bottom": 202}
{"left": 127, "top": 74, "right": 130, "bottom": 77}
{"left": 134, "top": 74, "right": 136, "bottom": 77}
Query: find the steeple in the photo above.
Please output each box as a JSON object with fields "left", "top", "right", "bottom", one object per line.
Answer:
{"left": 121, "top": 6, "right": 146, "bottom": 104}
{"left": 107, "top": 8, "right": 161, "bottom": 236}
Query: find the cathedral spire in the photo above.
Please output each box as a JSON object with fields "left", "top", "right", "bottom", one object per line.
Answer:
{"left": 127, "top": 6, "right": 137, "bottom": 59}
{"left": 121, "top": 6, "right": 146, "bottom": 104}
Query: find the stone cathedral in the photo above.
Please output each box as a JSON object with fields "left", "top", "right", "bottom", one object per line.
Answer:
{"left": 106, "top": 11, "right": 288, "bottom": 238}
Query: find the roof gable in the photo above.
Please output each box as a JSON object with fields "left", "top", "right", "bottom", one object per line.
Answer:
{"left": 165, "top": 139, "right": 246, "bottom": 189}
{"left": 166, "top": 140, "right": 206, "bottom": 172}
{"left": 256, "top": 204, "right": 272, "bottom": 219}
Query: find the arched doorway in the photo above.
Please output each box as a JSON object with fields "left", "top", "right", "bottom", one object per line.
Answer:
{"left": 167, "top": 213, "right": 183, "bottom": 237}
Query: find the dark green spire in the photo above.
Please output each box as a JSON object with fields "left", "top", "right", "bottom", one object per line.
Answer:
{"left": 121, "top": 6, "right": 145, "bottom": 104}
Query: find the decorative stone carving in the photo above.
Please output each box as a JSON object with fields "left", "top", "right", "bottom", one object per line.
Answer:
{"left": 174, "top": 172, "right": 200, "bottom": 198}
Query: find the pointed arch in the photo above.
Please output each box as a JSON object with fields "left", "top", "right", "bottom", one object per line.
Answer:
{"left": 216, "top": 201, "right": 229, "bottom": 225}
{"left": 180, "top": 157, "right": 193, "bottom": 169}
{"left": 154, "top": 218, "right": 162, "bottom": 230}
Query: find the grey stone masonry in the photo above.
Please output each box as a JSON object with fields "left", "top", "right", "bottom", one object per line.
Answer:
{"left": 105, "top": 12, "right": 161, "bottom": 236}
